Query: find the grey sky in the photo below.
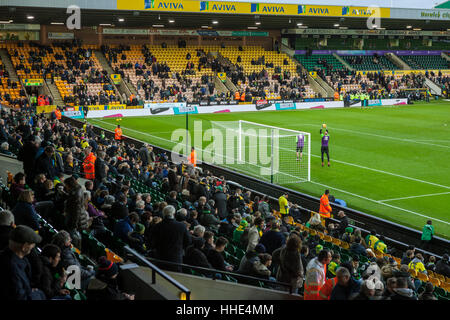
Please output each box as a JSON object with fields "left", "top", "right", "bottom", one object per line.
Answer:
{"left": 212, "top": 0, "right": 448, "bottom": 9}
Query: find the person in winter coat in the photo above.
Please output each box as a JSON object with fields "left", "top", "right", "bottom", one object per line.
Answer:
{"left": 184, "top": 237, "right": 212, "bottom": 270}
{"left": 237, "top": 244, "right": 271, "bottom": 279}
{"left": 247, "top": 217, "right": 265, "bottom": 252}
{"left": 51, "top": 230, "right": 95, "bottom": 290}
{"left": 435, "top": 254, "right": 450, "bottom": 278}
{"left": 63, "top": 177, "right": 90, "bottom": 248}
{"left": 257, "top": 195, "right": 271, "bottom": 218}
{"left": 387, "top": 277, "right": 418, "bottom": 300}
{"left": 34, "top": 146, "right": 59, "bottom": 180}
{"left": 260, "top": 220, "right": 286, "bottom": 255}
{"left": 330, "top": 267, "right": 360, "bottom": 300}
{"left": 0, "top": 210, "right": 15, "bottom": 251}
{"left": 418, "top": 282, "right": 438, "bottom": 300}
{"left": 213, "top": 186, "right": 228, "bottom": 220}
{"left": 86, "top": 256, "right": 134, "bottom": 301}
{"left": 38, "top": 244, "right": 72, "bottom": 300}
{"left": 272, "top": 234, "right": 304, "bottom": 293}
{"left": 12, "top": 190, "right": 40, "bottom": 231}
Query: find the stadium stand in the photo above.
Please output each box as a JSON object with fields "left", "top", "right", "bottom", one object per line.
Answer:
{"left": 0, "top": 107, "right": 448, "bottom": 301}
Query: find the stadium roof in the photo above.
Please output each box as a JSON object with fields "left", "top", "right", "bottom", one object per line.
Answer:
{"left": 435, "top": 1, "right": 450, "bottom": 8}
{"left": 0, "top": 6, "right": 449, "bottom": 31}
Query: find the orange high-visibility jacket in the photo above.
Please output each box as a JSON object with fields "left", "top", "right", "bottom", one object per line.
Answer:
{"left": 83, "top": 152, "right": 97, "bottom": 180}
{"left": 55, "top": 109, "right": 62, "bottom": 120}
{"left": 240, "top": 92, "right": 245, "bottom": 101}
{"left": 234, "top": 91, "right": 240, "bottom": 101}
{"left": 319, "top": 194, "right": 332, "bottom": 218}
{"left": 114, "top": 127, "right": 122, "bottom": 140}
{"left": 188, "top": 150, "right": 197, "bottom": 167}
{"left": 304, "top": 258, "right": 327, "bottom": 300}
{"left": 334, "top": 91, "right": 339, "bottom": 101}
{"left": 319, "top": 277, "right": 337, "bottom": 300}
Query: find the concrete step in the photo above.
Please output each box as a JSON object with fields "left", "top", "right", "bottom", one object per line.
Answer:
{"left": 0, "top": 49, "right": 19, "bottom": 82}
{"left": 45, "top": 79, "right": 64, "bottom": 106}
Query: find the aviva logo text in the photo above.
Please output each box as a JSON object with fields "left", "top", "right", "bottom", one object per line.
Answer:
{"left": 200, "top": 1, "right": 236, "bottom": 12}
{"left": 145, "top": 0, "right": 184, "bottom": 10}
{"left": 251, "top": 3, "right": 285, "bottom": 13}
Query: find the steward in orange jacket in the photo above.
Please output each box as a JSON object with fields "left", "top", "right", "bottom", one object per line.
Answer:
{"left": 188, "top": 147, "right": 197, "bottom": 167}
{"left": 54, "top": 109, "right": 62, "bottom": 120}
{"left": 319, "top": 189, "right": 332, "bottom": 218}
{"left": 319, "top": 277, "right": 337, "bottom": 300}
{"left": 234, "top": 91, "right": 240, "bottom": 101}
{"left": 114, "top": 125, "right": 122, "bottom": 141}
{"left": 82, "top": 147, "right": 96, "bottom": 180}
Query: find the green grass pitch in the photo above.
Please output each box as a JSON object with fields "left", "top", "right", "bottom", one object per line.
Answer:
{"left": 89, "top": 100, "right": 450, "bottom": 239}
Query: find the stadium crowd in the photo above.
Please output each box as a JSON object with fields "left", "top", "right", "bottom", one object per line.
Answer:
{"left": 0, "top": 106, "right": 448, "bottom": 301}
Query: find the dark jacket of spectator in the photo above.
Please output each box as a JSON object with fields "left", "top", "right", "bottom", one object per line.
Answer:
{"left": 184, "top": 238, "right": 212, "bottom": 269}
{"left": 0, "top": 225, "right": 13, "bottom": 250}
{"left": 149, "top": 217, "right": 192, "bottom": 271}
{"left": 260, "top": 229, "right": 286, "bottom": 255}
{"left": 0, "top": 247, "right": 34, "bottom": 300}
{"left": 110, "top": 200, "right": 129, "bottom": 220}
{"left": 207, "top": 249, "right": 227, "bottom": 271}
{"left": 12, "top": 201, "right": 40, "bottom": 231}
{"left": 213, "top": 189, "right": 228, "bottom": 220}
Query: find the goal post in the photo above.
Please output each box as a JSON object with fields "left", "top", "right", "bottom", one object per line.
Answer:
{"left": 211, "top": 120, "right": 311, "bottom": 185}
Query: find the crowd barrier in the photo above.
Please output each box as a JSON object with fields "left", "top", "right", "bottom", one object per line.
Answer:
{"left": 62, "top": 99, "right": 408, "bottom": 119}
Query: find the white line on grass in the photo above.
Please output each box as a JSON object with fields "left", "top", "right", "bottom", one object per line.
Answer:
{"left": 310, "top": 180, "right": 450, "bottom": 226}
{"left": 91, "top": 119, "right": 450, "bottom": 226}
{"left": 299, "top": 124, "right": 450, "bottom": 150}
{"left": 378, "top": 191, "right": 450, "bottom": 203}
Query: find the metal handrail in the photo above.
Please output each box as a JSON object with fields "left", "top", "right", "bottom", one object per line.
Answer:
{"left": 144, "top": 256, "right": 295, "bottom": 294}
{"left": 123, "top": 245, "right": 192, "bottom": 300}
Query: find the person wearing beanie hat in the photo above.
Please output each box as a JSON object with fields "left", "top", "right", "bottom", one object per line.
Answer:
{"left": 86, "top": 256, "right": 135, "bottom": 301}
{"left": 0, "top": 225, "right": 46, "bottom": 300}
{"left": 232, "top": 219, "right": 248, "bottom": 243}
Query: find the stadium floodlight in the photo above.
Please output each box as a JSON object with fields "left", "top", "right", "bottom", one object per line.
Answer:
{"left": 210, "top": 120, "right": 311, "bottom": 185}
{"left": 0, "top": 20, "right": 13, "bottom": 23}
{"left": 201, "top": 26, "right": 209, "bottom": 28}
{"left": 27, "top": 15, "right": 34, "bottom": 20}
{"left": 406, "top": 25, "right": 412, "bottom": 29}
{"left": 255, "top": 22, "right": 261, "bottom": 25}
{"left": 297, "top": 22, "right": 302, "bottom": 26}
{"left": 168, "top": 19, "right": 175, "bottom": 23}
{"left": 334, "top": 23, "right": 339, "bottom": 27}
{"left": 413, "top": 28, "right": 422, "bottom": 31}
{"left": 118, "top": 18, "right": 125, "bottom": 22}
{"left": 212, "top": 20, "right": 219, "bottom": 24}
{"left": 152, "top": 24, "right": 164, "bottom": 27}
{"left": 51, "top": 22, "right": 64, "bottom": 25}
{"left": 99, "top": 23, "right": 112, "bottom": 26}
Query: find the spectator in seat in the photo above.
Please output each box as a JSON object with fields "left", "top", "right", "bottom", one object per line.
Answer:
{"left": 110, "top": 193, "right": 129, "bottom": 220}
{"left": 257, "top": 195, "right": 271, "bottom": 219}
{"left": 38, "top": 244, "right": 72, "bottom": 300}
{"left": 350, "top": 236, "right": 367, "bottom": 257}
{"left": 330, "top": 266, "right": 360, "bottom": 300}
{"left": 260, "top": 220, "right": 286, "bottom": 255}
{"left": 12, "top": 190, "right": 40, "bottom": 231}
{"left": 387, "top": 277, "right": 418, "bottom": 300}
{"left": 207, "top": 236, "right": 233, "bottom": 272}
{"left": 51, "top": 230, "right": 95, "bottom": 290}
{"left": 0, "top": 225, "right": 46, "bottom": 300}
{"left": 149, "top": 205, "right": 192, "bottom": 272}
{"left": 418, "top": 282, "right": 438, "bottom": 300}
{"left": 184, "top": 237, "right": 212, "bottom": 269}
{"left": 0, "top": 210, "right": 15, "bottom": 250}
{"left": 435, "top": 254, "right": 450, "bottom": 278}
{"left": 247, "top": 216, "right": 265, "bottom": 252}
{"left": 114, "top": 212, "right": 140, "bottom": 244}
{"left": 87, "top": 256, "right": 135, "bottom": 301}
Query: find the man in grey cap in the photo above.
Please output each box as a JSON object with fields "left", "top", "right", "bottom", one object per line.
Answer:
{"left": 0, "top": 225, "right": 46, "bottom": 300}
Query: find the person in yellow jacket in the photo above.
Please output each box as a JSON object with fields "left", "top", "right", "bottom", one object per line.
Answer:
{"left": 278, "top": 193, "right": 289, "bottom": 215}
{"left": 408, "top": 253, "right": 427, "bottom": 274}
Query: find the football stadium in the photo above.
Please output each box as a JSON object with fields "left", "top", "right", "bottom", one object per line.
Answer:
{"left": 0, "top": 0, "right": 449, "bottom": 304}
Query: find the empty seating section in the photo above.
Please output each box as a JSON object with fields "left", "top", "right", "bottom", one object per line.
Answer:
{"left": 400, "top": 55, "right": 450, "bottom": 70}
{"left": 294, "top": 54, "right": 348, "bottom": 74}
{"left": 340, "top": 55, "right": 399, "bottom": 70}
{"left": 220, "top": 46, "right": 315, "bottom": 99}
{"left": 106, "top": 45, "right": 216, "bottom": 103}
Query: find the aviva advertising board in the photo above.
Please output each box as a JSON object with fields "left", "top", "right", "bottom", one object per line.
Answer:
{"left": 117, "top": 0, "right": 390, "bottom": 18}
